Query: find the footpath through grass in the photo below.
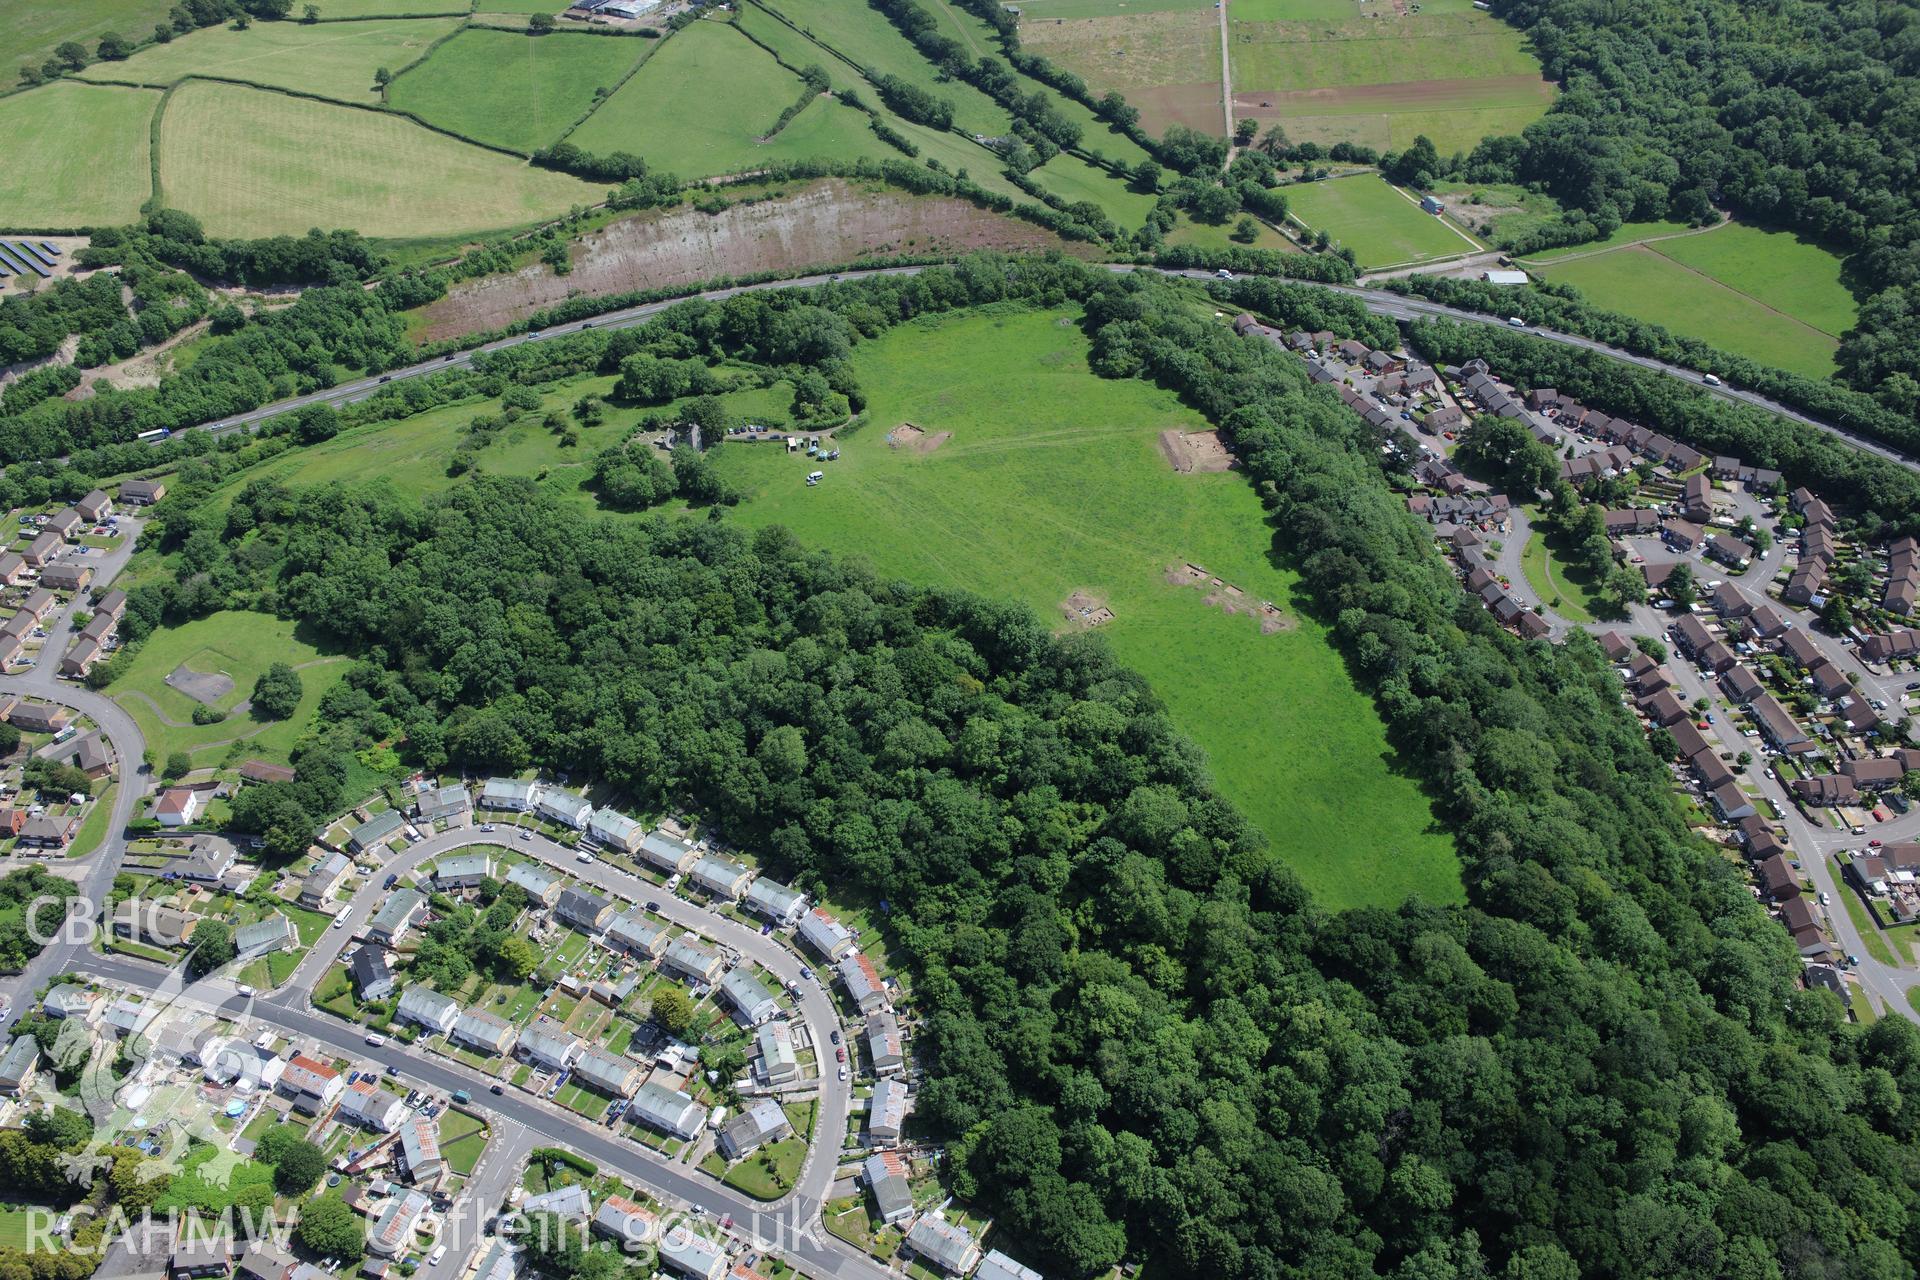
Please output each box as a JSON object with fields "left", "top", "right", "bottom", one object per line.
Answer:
{"left": 109, "top": 610, "right": 348, "bottom": 771}
{"left": 714, "top": 305, "right": 1459, "bottom": 909}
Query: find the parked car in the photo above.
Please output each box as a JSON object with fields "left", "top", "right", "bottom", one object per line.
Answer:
{"left": 367, "top": 1033, "right": 386, "bottom": 1047}
{"left": 829, "top": 1030, "right": 841, "bottom": 1045}
{"left": 646, "top": 901, "right": 661, "bottom": 913}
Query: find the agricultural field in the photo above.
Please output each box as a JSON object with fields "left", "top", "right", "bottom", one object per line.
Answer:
{"left": 108, "top": 609, "right": 348, "bottom": 772}
{"left": 0, "top": 0, "right": 175, "bottom": 83}
{"left": 1004, "top": 0, "right": 1216, "bottom": 15}
{"left": 306, "top": 0, "right": 472, "bottom": 14}
{"left": 1228, "top": 10, "right": 1553, "bottom": 154}
{"left": 1019, "top": 8, "right": 1224, "bottom": 135}
{"left": 0, "top": 82, "right": 158, "bottom": 230}
{"left": 757, "top": 0, "right": 1013, "bottom": 138}
{"left": 1283, "top": 173, "right": 1476, "bottom": 267}
{"left": 711, "top": 306, "right": 1461, "bottom": 909}
{"left": 156, "top": 81, "right": 598, "bottom": 239}
{"left": 1518, "top": 218, "right": 1700, "bottom": 261}
{"left": 1527, "top": 225, "right": 1854, "bottom": 378}
{"left": 563, "top": 22, "right": 816, "bottom": 177}
{"left": 388, "top": 27, "right": 648, "bottom": 154}
{"left": 1031, "top": 152, "right": 1159, "bottom": 227}
{"left": 77, "top": 17, "right": 458, "bottom": 104}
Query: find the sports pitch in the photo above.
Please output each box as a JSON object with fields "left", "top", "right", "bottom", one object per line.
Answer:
{"left": 1284, "top": 174, "right": 1477, "bottom": 267}
{"left": 157, "top": 81, "right": 598, "bottom": 239}
{"left": 389, "top": 27, "right": 649, "bottom": 153}
{"left": 711, "top": 306, "right": 1462, "bottom": 910}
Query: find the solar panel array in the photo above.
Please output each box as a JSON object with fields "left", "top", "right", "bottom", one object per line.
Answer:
{"left": 0, "top": 243, "right": 50, "bottom": 278}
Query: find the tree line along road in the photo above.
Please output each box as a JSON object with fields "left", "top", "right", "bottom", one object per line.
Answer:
{"left": 188, "top": 266, "right": 1918, "bottom": 479}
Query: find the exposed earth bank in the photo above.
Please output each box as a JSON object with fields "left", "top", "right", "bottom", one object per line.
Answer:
{"left": 417, "top": 179, "right": 1079, "bottom": 342}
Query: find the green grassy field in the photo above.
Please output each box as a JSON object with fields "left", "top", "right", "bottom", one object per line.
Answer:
{"left": 1006, "top": 0, "right": 1214, "bottom": 13}
{"left": 712, "top": 305, "right": 1459, "bottom": 909}
{"left": 564, "top": 22, "right": 814, "bottom": 175}
{"left": 109, "top": 609, "right": 349, "bottom": 771}
{"left": 0, "top": 82, "right": 159, "bottom": 230}
{"left": 1648, "top": 223, "right": 1856, "bottom": 339}
{"left": 1031, "top": 152, "right": 1158, "bottom": 228}
{"left": 389, "top": 27, "right": 647, "bottom": 153}
{"left": 1164, "top": 211, "right": 1296, "bottom": 252}
{"left": 307, "top": 0, "right": 471, "bottom": 13}
{"left": 1516, "top": 218, "right": 1699, "bottom": 262}
{"left": 156, "top": 80, "right": 598, "bottom": 238}
{"left": 1519, "top": 521, "right": 1605, "bottom": 624}
{"left": 1283, "top": 174, "right": 1477, "bottom": 267}
{"left": 0, "top": 1207, "right": 53, "bottom": 1252}
{"left": 1530, "top": 244, "right": 1842, "bottom": 379}
{"left": 78, "top": 17, "right": 459, "bottom": 103}
{"left": 757, "top": 0, "right": 1012, "bottom": 137}
{"left": 1228, "top": 11, "right": 1552, "bottom": 154}
{"left": 0, "top": 0, "right": 177, "bottom": 83}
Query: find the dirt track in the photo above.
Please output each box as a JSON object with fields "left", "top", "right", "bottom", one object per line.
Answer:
{"left": 417, "top": 180, "right": 1073, "bottom": 342}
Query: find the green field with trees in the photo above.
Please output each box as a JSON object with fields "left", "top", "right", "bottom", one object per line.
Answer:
{"left": 562, "top": 22, "right": 822, "bottom": 177}
{"left": 388, "top": 27, "right": 649, "bottom": 154}
{"left": 156, "top": 80, "right": 598, "bottom": 238}
{"left": 1531, "top": 245, "right": 1842, "bottom": 379}
{"left": 713, "top": 304, "right": 1458, "bottom": 908}
{"left": 108, "top": 258, "right": 1920, "bottom": 1280}
{"left": 0, "top": 82, "right": 159, "bottom": 229}
{"left": 107, "top": 609, "right": 346, "bottom": 772}
{"left": 77, "top": 16, "right": 459, "bottom": 103}
{"left": 0, "top": 0, "right": 175, "bottom": 83}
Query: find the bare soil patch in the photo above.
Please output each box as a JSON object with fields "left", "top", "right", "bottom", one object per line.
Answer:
{"left": 1159, "top": 428, "right": 1235, "bottom": 473}
{"left": 1062, "top": 589, "right": 1115, "bottom": 628}
{"left": 417, "top": 179, "right": 1075, "bottom": 342}
{"left": 1126, "top": 83, "right": 1227, "bottom": 136}
{"left": 887, "top": 423, "right": 951, "bottom": 453}
{"left": 166, "top": 664, "right": 234, "bottom": 705}
{"left": 1165, "top": 562, "right": 1293, "bottom": 633}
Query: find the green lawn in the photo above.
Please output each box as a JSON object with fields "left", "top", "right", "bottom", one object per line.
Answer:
{"left": 721, "top": 1136, "right": 807, "bottom": 1199}
{"left": 713, "top": 305, "right": 1459, "bottom": 909}
{"left": 0, "top": 1207, "right": 54, "bottom": 1253}
{"left": 0, "top": 82, "right": 159, "bottom": 230}
{"left": 157, "top": 80, "right": 599, "bottom": 239}
{"left": 1518, "top": 517, "right": 1609, "bottom": 623}
{"left": 70, "top": 782, "right": 119, "bottom": 859}
{"left": 1529, "top": 244, "right": 1841, "bottom": 379}
{"left": 1834, "top": 865, "right": 1900, "bottom": 968}
{"left": 565, "top": 22, "right": 827, "bottom": 177}
{"left": 1284, "top": 174, "right": 1478, "bottom": 268}
{"left": 1005, "top": 0, "right": 1214, "bottom": 14}
{"left": 107, "top": 609, "right": 349, "bottom": 772}
{"left": 439, "top": 1110, "right": 489, "bottom": 1174}
{"left": 79, "top": 17, "right": 460, "bottom": 103}
{"left": 389, "top": 27, "right": 648, "bottom": 154}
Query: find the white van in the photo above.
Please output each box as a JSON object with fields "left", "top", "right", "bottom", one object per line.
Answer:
{"left": 428, "top": 1247, "right": 447, "bottom": 1266}
{"left": 806, "top": 470, "right": 824, "bottom": 486}
{"left": 1506, "top": 317, "right": 1526, "bottom": 328}
{"left": 1702, "top": 373, "right": 1722, "bottom": 387}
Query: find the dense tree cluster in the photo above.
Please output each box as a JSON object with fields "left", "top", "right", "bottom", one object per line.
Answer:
{"left": 0, "top": 866, "right": 77, "bottom": 973}
{"left": 125, "top": 258, "right": 1920, "bottom": 1278}
{"left": 249, "top": 661, "right": 304, "bottom": 720}
{"left": 409, "top": 884, "right": 535, "bottom": 990}
{"left": 81, "top": 212, "right": 384, "bottom": 289}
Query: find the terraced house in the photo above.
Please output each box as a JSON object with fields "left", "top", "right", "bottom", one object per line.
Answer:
{"left": 451, "top": 1009, "right": 517, "bottom": 1056}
